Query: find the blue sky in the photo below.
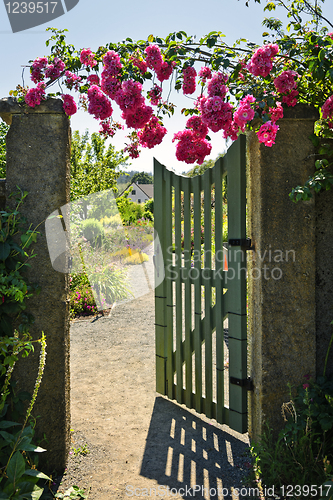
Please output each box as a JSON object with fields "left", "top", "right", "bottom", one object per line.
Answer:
{"left": 1, "top": 0, "right": 333, "bottom": 174}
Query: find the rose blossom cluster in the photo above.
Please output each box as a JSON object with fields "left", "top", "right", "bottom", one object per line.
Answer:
{"left": 274, "top": 70, "right": 299, "bottom": 107}
{"left": 25, "top": 82, "right": 46, "bottom": 107}
{"left": 247, "top": 43, "right": 279, "bottom": 77}
{"left": 147, "top": 84, "right": 162, "bottom": 105}
{"left": 269, "top": 101, "right": 284, "bottom": 122}
{"left": 257, "top": 121, "right": 279, "bottom": 147}
{"left": 30, "top": 56, "right": 65, "bottom": 83}
{"left": 130, "top": 55, "right": 148, "bottom": 74}
{"left": 62, "top": 94, "right": 77, "bottom": 116}
{"left": 80, "top": 48, "right": 97, "bottom": 68}
{"left": 25, "top": 41, "right": 290, "bottom": 164}
{"left": 30, "top": 57, "right": 48, "bottom": 83}
{"left": 138, "top": 116, "right": 167, "bottom": 148}
{"left": 87, "top": 84, "right": 113, "bottom": 120}
{"left": 64, "top": 70, "right": 82, "bottom": 90}
{"left": 183, "top": 67, "right": 197, "bottom": 95}
{"left": 233, "top": 95, "right": 256, "bottom": 131}
{"left": 44, "top": 57, "right": 66, "bottom": 80}
{"left": 173, "top": 116, "right": 211, "bottom": 164}
{"left": 199, "top": 72, "right": 233, "bottom": 134}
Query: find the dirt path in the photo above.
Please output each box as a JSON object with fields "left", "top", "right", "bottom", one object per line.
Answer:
{"left": 57, "top": 291, "right": 251, "bottom": 500}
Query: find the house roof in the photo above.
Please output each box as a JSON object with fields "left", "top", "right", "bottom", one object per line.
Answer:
{"left": 118, "top": 182, "right": 153, "bottom": 199}
{"left": 137, "top": 184, "right": 153, "bottom": 198}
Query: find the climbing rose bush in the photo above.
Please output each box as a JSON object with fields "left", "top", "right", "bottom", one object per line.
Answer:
{"left": 14, "top": 1, "right": 333, "bottom": 167}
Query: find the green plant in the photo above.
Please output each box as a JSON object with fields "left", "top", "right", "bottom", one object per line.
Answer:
{"left": 250, "top": 370, "right": 333, "bottom": 498}
{"left": 143, "top": 199, "right": 154, "bottom": 222}
{"left": 54, "top": 486, "right": 87, "bottom": 499}
{"left": 71, "top": 444, "right": 89, "bottom": 457}
{"left": 80, "top": 219, "right": 105, "bottom": 248}
{"left": 0, "top": 189, "right": 40, "bottom": 336}
{"left": 116, "top": 190, "right": 144, "bottom": 225}
{"left": 69, "top": 274, "right": 98, "bottom": 318}
{"left": 70, "top": 130, "right": 127, "bottom": 204}
{"left": 0, "top": 332, "right": 51, "bottom": 500}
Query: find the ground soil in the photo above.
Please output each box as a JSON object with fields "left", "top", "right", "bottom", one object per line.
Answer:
{"left": 55, "top": 291, "right": 252, "bottom": 500}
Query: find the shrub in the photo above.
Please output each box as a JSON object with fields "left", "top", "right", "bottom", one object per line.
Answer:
{"left": 69, "top": 273, "right": 98, "bottom": 318}
{"left": 81, "top": 218, "right": 105, "bottom": 248}
{"left": 250, "top": 374, "right": 333, "bottom": 499}
{"left": 143, "top": 198, "right": 154, "bottom": 221}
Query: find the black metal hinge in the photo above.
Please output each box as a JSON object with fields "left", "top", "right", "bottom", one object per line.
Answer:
{"left": 230, "top": 376, "right": 254, "bottom": 391}
{"left": 228, "top": 238, "right": 254, "bottom": 250}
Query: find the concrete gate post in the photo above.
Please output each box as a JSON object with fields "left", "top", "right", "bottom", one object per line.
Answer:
{"left": 0, "top": 97, "right": 71, "bottom": 472}
{"left": 247, "top": 104, "right": 319, "bottom": 441}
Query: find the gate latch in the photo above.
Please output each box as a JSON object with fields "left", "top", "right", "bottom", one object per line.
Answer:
{"left": 230, "top": 376, "right": 254, "bottom": 391}
{"left": 228, "top": 238, "right": 254, "bottom": 251}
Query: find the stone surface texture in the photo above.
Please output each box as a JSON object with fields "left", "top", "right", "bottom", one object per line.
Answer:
{"left": 247, "top": 104, "right": 319, "bottom": 440}
{"left": 2, "top": 97, "right": 71, "bottom": 472}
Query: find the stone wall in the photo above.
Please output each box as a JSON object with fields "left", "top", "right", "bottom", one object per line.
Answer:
{"left": 0, "top": 97, "right": 71, "bottom": 472}
{"left": 247, "top": 104, "right": 325, "bottom": 440}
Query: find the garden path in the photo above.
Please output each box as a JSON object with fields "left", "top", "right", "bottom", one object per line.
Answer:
{"left": 58, "top": 290, "right": 251, "bottom": 500}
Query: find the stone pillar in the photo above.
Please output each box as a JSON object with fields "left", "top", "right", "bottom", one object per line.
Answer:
{"left": 0, "top": 97, "right": 71, "bottom": 472}
{"left": 247, "top": 104, "right": 319, "bottom": 441}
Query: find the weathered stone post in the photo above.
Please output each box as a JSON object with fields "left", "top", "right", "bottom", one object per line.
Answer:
{"left": 0, "top": 97, "right": 71, "bottom": 472}
{"left": 247, "top": 104, "right": 319, "bottom": 440}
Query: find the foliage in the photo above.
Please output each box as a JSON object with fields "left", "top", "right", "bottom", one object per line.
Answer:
{"left": 143, "top": 198, "right": 154, "bottom": 221}
{"left": 0, "top": 189, "right": 40, "bottom": 337}
{"left": 13, "top": 1, "right": 333, "bottom": 198}
{"left": 116, "top": 189, "right": 144, "bottom": 225}
{"left": 70, "top": 130, "right": 128, "bottom": 203}
{"left": 0, "top": 332, "right": 50, "bottom": 499}
{"left": 289, "top": 135, "right": 333, "bottom": 201}
{"left": 0, "top": 191, "right": 55, "bottom": 499}
{"left": 54, "top": 486, "right": 87, "bottom": 499}
{"left": 130, "top": 172, "right": 153, "bottom": 184}
{"left": 0, "top": 123, "right": 9, "bottom": 179}
{"left": 81, "top": 218, "right": 105, "bottom": 248}
{"left": 69, "top": 273, "right": 98, "bottom": 318}
{"left": 250, "top": 371, "right": 333, "bottom": 498}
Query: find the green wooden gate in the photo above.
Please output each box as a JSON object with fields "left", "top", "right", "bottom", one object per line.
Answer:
{"left": 154, "top": 135, "right": 248, "bottom": 434}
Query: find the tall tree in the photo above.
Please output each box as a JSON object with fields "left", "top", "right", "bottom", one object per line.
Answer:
{"left": 70, "top": 130, "right": 128, "bottom": 202}
{"left": 131, "top": 172, "right": 153, "bottom": 184}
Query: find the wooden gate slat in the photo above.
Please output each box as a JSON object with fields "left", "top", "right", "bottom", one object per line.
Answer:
{"left": 164, "top": 168, "right": 174, "bottom": 400}
{"left": 193, "top": 174, "right": 202, "bottom": 414}
{"left": 174, "top": 173, "right": 183, "bottom": 404}
{"left": 154, "top": 135, "right": 248, "bottom": 434}
{"left": 203, "top": 167, "right": 213, "bottom": 419}
{"left": 183, "top": 177, "right": 192, "bottom": 407}
{"left": 214, "top": 156, "right": 226, "bottom": 424}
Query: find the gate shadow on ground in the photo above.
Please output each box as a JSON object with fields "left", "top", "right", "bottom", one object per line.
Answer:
{"left": 140, "top": 397, "right": 251, "bottom": 500}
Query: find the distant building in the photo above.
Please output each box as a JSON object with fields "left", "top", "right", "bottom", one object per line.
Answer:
{"left": 119, "top": 182, "right": 153, "bottom": 204}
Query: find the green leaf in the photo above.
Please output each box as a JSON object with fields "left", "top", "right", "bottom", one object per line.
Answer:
{"left": 30, "top": 485, "right": 44, "bottom": 500}
{"left": 24, "top": 469, "right": 51, "bottom": 480}
{"left": 0, "top": 421, "right": 21, "bottom": 429}
{"left": 0, "top": 242, "right": 10, "bottom": 261}
{"left": 7, "top": 450, "right": 26, "bottom": 483}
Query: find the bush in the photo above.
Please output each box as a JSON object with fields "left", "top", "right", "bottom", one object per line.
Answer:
{"left": 81, "top": 218, "right": 105, "bottom": 247}
{"left": 143, "top": 198, "right": 154, "bottom": 221}
{"left": 250, "top": 375, "right": 333, "bottom": 499}
{"left": 69, "top": 273, "right": 98, "bottom": 318}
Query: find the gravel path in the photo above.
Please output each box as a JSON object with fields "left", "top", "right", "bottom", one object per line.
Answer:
{"left": 56, "top": 289, "right": 252, "bottom": 500}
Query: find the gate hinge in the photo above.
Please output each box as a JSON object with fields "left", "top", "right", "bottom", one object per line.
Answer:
{"left": 228, "top": 238, "right": 254, "bottom": 250}
{"left": 230, "top": 376, "right": 254, "bottom": 391}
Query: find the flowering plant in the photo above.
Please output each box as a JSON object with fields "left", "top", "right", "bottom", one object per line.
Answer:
{"left": 10, "top": 0, "right": 333, "bottom": 196}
